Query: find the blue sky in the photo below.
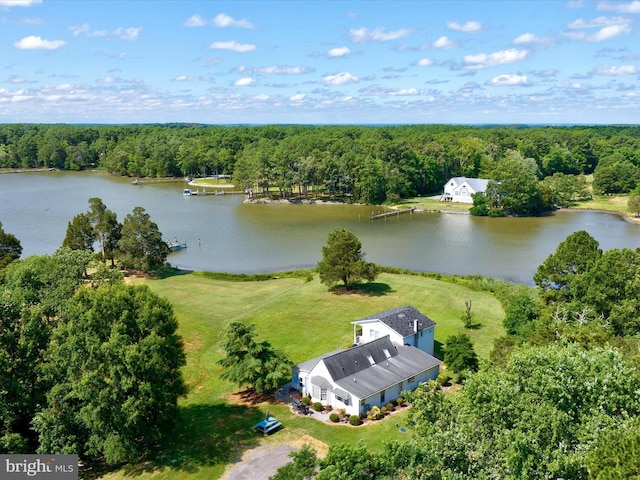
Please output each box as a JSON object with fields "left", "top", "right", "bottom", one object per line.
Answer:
{"left": 1, "top": 0, "right": 639, "bottom": 124}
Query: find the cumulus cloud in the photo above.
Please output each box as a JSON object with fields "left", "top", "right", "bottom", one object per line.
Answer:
{"left": 389, "top": 88, "right": 419, "bottom": 95}
{"left": 114, "top": 27, "right": 142, "bottom": 40}
{"left": 597, "top": 1, "right": 640, "bottom": 13}
{"left": 289, "top": 93, "right": 305, "bottom": 101}
{"left": 69, "top": 24, "right": 139, "bottom": 40}
{"left": 463, "top": 48, "right": 529, "bottom": 70}
{"left": 416, "top": 58, "right": 434, "bottom": 66}
{"left": 447, "top": 20, "right": 482, "bottom": 32}
{"left": 213, "top": 13, "right": 254, "bottom": 28}
{"left": 234, "top": 77, "right": 255, "bottom": 86}
{"left": 209, "top": 40, "right": 256, "bottom": 52}
{"left": 183, "top": 13, "right": 254, "bottom": 28}
{"left": 512, "top": 32, "right": 553, "bottom": 47}
{"left": 328, "top": 46, "right": 350, "bottom": 57}
{"left": 594, "top": 64, "right": 638, "bottom": 75}
{"left": 432, "top": 36, "right": 456, "bottom": 49}
{"left": 0, "top": 0, "right": 41, "bottom": 6}
{"left": 13, "top": 35, "right": 65, "bottom": 50}
{"left": 183, "top": 14, "right": 207, "bottom": 27}
{"left": 349, "top": 27, "right": 412, "bottom": 44}
{"left": 256, "top": 65, "right": 313, "bottom": 74}
{"left": 564, "top": 16, "right": 631, "bottom": 41}
{"left": 488, "top": 74, "right": 530, "bottom": 86}
{"left": 323, "top": 72, "right": 359, "bottom": 85}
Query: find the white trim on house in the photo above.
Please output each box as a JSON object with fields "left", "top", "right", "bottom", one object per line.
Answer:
{"left": 442, "top": 177, "right": 490, "bottom": 203}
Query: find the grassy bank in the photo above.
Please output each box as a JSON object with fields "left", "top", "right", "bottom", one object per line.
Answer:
{"left": 101, "top": 271, "right": 505, "bottom": 480}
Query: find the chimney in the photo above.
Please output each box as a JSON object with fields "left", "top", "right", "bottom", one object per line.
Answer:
{"left": 414, "top": 319, "right": 419, "bottom": 347}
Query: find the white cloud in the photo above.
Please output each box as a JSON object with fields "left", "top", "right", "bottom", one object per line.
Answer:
{"left": 257, "top": 65, "right": 312, "bottom": 74}
{"left": 389, "top": 88, "right": 419, "bottom": 95}
{"left": 488, "top": 74, "right": 530, "bottom": 86}
{"left": 349, "top": 27, "right": 412, "bottom": 44}
{"left": 323, "top": 72, "right": 359, "bottom": 85}
{"left": 252, "top": 94, "right": 269, "bottom": 101}
{"left": 113, "top": 27, "right": 142, "bottom": 41}
{"left": 594, "top": 64, "right": 638, "bottom": 75}
{"left": 564, "top": 16, "right": 631, "bottom": 41}
{"left": 289, "top": 93, "right": 305, "bottom": 101}
{"left": 209, "top": 40, "right": 256, "bottom": 52}
{"left": 213, "top": 13, "right": 254, "bottom": 29}
{"left": 432, "top": 36, "right": 456, "bottom": 49}
{"left": 597, "top": 1, "right": 640, "bottom": 13}
{"left": 13, "top": 35, "right": 65, "bottom": 50}
{"left": 0, "top": 0, "right": 41, "bottom": 6}
{"left": 463, "top": 48, "right": 529, "bottom": 70}
{"left": 447, "top": 21, "right": 482, "bottom": 32}
{"left": 234, "top": 77, "right": 255, "bottom": 86}
{"left": 328, "top": 46, "right": 350, "bottom": 57}
{"left": 512, "top": 32, "right": 553, "bottom": 46}
{"left": 183, "top": 14, "right": 207, "bottom": 27}
{"left": 416, "top": 58, "right": 433, "bottom": 66}
{"left": 173, "top": 75, "right": 213, "bottom": 82}
{"left": 69, "top": 24, "right": 137, "bottom": 40}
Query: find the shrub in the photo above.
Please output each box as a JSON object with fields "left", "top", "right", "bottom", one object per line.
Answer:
{"left": 329, "top": 413, "right": 339, "bottom": 422}
{"left": 437, "top": 372, "right": 451, "bottom": 386}
{"left": 301, "top": 396, "right": 311, "bottom": 405}
{"left": 380, "top": 406, "right": 388, "bottom": 414}
{"left": 396, "top": 396, "right": 404, "bottom": 406}
{"left": 386, "top": 402, "right": 395, "bottom": 412}
{"left": 367, "top": 406, "right": 383, "bottom": 420}
{"left": 349, "top": 415, "right": 362, "bottom": 426}
{"left": 312, "top": 402, "right": 323, "bottom": 411}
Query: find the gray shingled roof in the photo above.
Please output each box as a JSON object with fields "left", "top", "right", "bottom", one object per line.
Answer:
{"left": 449, "top": 176, "right": 490, "bottom": 193}
{"left": 321, "top": 336, "right": 441, "bottom": 399}
{"left": 355, "top": 306, "right": 436, "bottom": 337}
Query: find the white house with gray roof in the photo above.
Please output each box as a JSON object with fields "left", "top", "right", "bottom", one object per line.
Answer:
{"left": 442, "top": 176, "right": 490, "bottom": 203}
{"left": 292, "top": 307, "right": 441, "bottom": 416}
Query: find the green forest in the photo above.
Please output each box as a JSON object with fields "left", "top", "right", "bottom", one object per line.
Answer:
{"left": 2, "top": 124, "right": 640, "bottom": 207}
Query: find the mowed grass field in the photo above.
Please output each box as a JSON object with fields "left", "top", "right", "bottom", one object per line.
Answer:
{"left": 101, "top": 271, "right": 505, "bottom": 480}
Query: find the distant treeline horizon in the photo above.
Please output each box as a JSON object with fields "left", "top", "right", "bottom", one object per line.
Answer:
{"left": 1, "top": 123, "right": 639, "bottom": 204}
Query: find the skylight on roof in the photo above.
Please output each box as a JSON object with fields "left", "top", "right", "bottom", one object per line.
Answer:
{"left": 383, "top": 348, "right": 391, "bottom": 359}
{"left": 366, "top": 354, "right": 375, "bottom": 366}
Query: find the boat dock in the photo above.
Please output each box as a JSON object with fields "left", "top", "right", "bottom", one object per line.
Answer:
{"left": 183, "top": 188, "right": 226, "bottom": 196}
{"left": 369, "top": 208, "right": 416, "bottom": 220}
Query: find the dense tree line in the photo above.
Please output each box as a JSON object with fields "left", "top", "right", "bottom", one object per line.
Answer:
{"left": 2, "top": 124, "right": 640, "bottom": 204}
{"left": 0, "top": 246, "right": 187, "bottom": 463}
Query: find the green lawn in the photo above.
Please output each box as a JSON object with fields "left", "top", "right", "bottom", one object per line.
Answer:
{"left": 100, "top": 271, "right": 504, "bottom": 480}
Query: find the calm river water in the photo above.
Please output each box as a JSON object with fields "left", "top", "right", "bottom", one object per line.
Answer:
{"left": 1, "top": 171, "right": 639, "bottom": 284}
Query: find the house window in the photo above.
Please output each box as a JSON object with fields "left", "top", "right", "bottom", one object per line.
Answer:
{"left": 380, "top": 391, "right": 385, "bottom": 403}
{"left": 383, "top": 348, "right": 391, "bottom": 359}
{"left": 360, "top": 399, "right": 365, "bottom": 406}
{"left": 312, "top": 386, "right": 320, "bottom": 399}
{"left": 366, "top": 354, "right": 375, "bottom": 366}
{"left": 320, "top": 388, "right": 327, "bottom": 401}
{"left": 407, "top": 376, "right": 415, "bottom": 384}
{"left": 420, "top": 330, "right": 423, "bottom": 337}
{"left": 369, "top": 329, "right": 379, "bottom": 339}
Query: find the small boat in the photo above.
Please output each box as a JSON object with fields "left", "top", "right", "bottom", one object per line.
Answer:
{"left": 183, "top": 189, "right": 192, "bottom": 196}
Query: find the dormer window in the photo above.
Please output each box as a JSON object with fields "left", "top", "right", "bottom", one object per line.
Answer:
{"left": 366, "top": 354, "right": 375, "bottom": 366}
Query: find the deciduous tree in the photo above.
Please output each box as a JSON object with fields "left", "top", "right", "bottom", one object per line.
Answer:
{"left": 443, "top": 334, "right": 479, "bottom": 374}
{"left": 34, "top": 283, "right": 187, "bottom": 463}
{"left": 117, "top": 206, "right": 169, "bottom": 272}
{"left": 0, "top": 221, "right": 22, "bottom": 270}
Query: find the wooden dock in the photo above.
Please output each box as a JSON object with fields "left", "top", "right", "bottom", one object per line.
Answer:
{"left": 369, "top": 208, "right": 415, "bottom": 220}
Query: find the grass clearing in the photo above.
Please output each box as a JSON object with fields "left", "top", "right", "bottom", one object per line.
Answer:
{"left": 99, "top": 271, "right": 504, "bottom": 480}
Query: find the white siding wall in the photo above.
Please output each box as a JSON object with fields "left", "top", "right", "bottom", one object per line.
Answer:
{"left": 358, "top": 321, "right": 403, "bottom": 345}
